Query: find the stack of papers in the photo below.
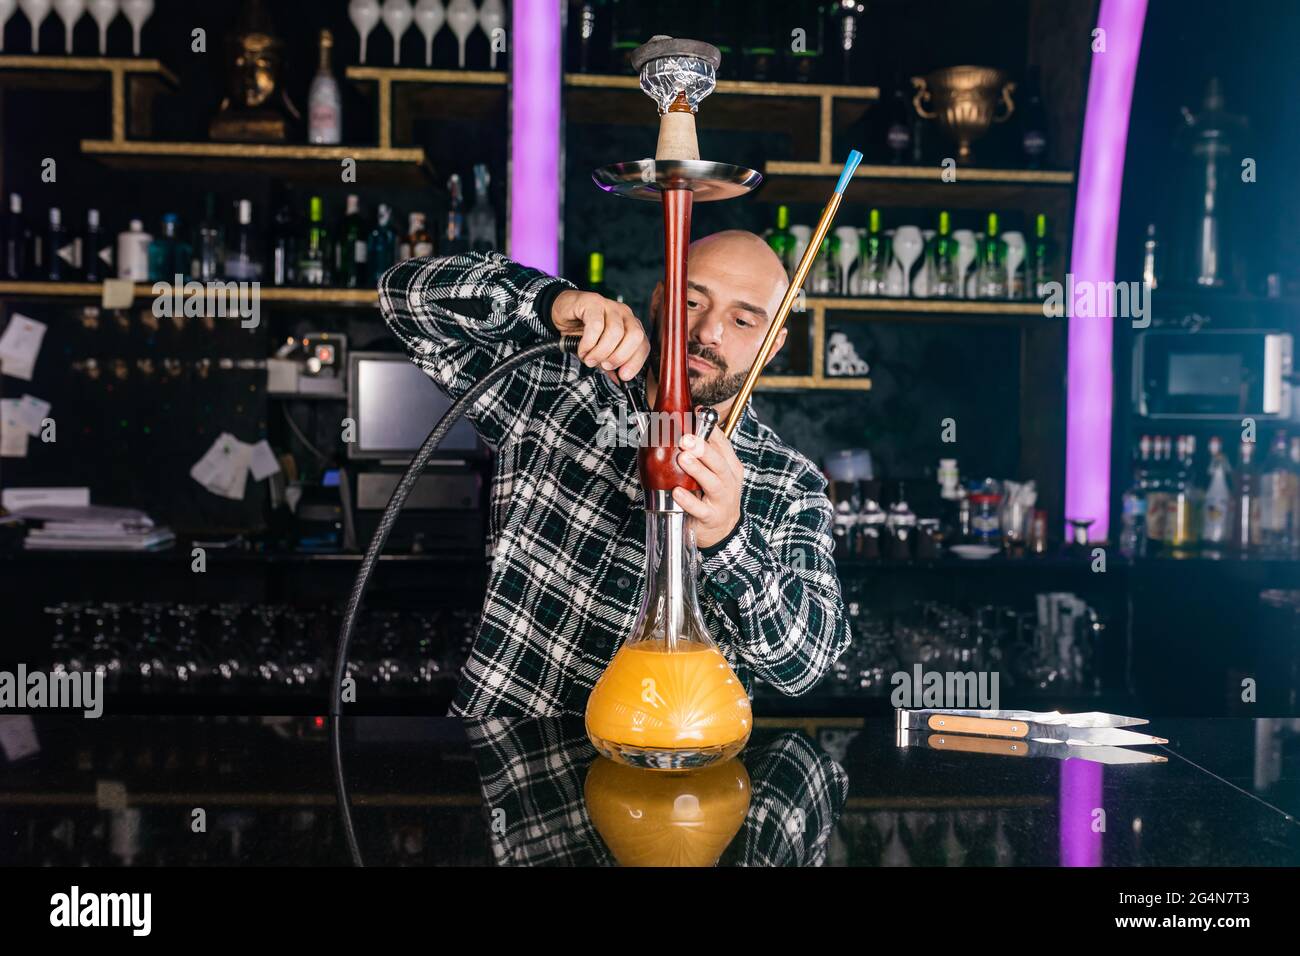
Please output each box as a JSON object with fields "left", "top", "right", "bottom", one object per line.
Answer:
{"left": 15, "top": 504, "right": 175, "bottom": 552}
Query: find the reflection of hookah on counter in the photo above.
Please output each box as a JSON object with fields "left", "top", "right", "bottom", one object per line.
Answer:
{"left": 465, "top": 718, "right": 849, "bottom": 867}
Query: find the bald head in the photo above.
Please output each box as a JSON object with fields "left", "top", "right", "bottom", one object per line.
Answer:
{"left": 688, "top": 230, "right": 790, "bottom": 302}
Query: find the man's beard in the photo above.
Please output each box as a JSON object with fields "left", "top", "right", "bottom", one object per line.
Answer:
{"left": 648, "top": 330, "right": 748, "bottom": 407}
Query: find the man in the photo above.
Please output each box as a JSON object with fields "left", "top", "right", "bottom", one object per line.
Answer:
{"left": 379, "top": 229, "right": 851, "bottom": 717}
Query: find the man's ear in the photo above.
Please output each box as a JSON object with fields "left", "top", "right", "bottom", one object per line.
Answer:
{"left": 762, "top": 326, "right": 788, "bottom": 367}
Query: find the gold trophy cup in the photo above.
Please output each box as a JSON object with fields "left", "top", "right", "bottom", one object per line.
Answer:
{"left": 912, "top": 66, "right": 1016, "bottom": 164}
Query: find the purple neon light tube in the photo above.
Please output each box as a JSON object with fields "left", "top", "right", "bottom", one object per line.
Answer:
{"left": 508, "top": 0, "right": 562, "bottom": 273}
{"left": 1065, "top": 0, "right": 1148, "bottom": 542}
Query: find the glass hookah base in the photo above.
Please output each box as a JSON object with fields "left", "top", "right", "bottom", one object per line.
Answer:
{"left": 587, "top": 734, "right": 748, "bottom": 771}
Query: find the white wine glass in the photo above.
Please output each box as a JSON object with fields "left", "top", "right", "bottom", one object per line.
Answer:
{"left": 478, "top": 0, "right": 504, "bottom": 69}
{"left": 0, "top": 0, "right": 17, "bottom": 52}
{"left": 349, "top": 0, "right": 380, "bottom": 65}
{"left": 1002, "top": 230, "right": 1026, "bottom": 300}
{"left": 86, "top": 0, "right": 114, "bottom": 54}
{"left": 380, "top": 0, "right": 412, "bottom": 64}
{"left": 413, "top": 0, "right": 443, "bottom": 67}
{"left": 891, "top": 225, "right": 922, "bottom": 298}
{"left": 446, "top": 0, "right": 476, "bottom": 69}
{"left": 952, "top": 229, "right": 976, "bottom": 299}
{"left": 833, "top": 225, "right": 859, "bottom": 296}
{"left": 119, "top": 0, "right": 149, "bottom": 55}
{"left": 18, "top": 0, "right": 50, "bottom": 51}
{"left": 52, "top": 0, "right": 82, "bottom": 53}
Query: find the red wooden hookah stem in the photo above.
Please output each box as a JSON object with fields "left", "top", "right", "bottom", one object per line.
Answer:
{"left": 638, "top": 185, "right": 699, "bottom": 494}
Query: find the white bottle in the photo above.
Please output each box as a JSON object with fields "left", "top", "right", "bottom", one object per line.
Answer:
{"left": 117, "top": 219, "right": 151, "bottom": 280}
{"left": 308, "top": 29, "right": 342, "bottom": 145}
{"left": 1201, "top": 436, "right": 1232, "bottom": 545}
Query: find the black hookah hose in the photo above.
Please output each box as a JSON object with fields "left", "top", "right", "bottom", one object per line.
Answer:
{"left": 330, "top": 335, "right": 581, "bottom": 866}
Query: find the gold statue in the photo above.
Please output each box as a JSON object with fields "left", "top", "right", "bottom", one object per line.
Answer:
{"left": 209, "top": 0, "right": 301, "bottom": 142}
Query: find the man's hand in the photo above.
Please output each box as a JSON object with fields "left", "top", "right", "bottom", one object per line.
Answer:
{"left": 550, "top": 289, "right": 650, "bottom": 384}
{"left": 673, "top": 426, "right": 744, "bottom": 550}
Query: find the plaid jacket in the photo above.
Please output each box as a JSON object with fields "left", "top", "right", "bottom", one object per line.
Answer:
{"left": 466, "top": 718, "right": 850, "bottom": 866}
{"left": 379, "top": 252, "right": 851, "bottom": 717}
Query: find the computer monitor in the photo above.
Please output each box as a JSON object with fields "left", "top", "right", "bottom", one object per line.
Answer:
{"left": 346, "top": 352, "right": 481, "bottom": 461}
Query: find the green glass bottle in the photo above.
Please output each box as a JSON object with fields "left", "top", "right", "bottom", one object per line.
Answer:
{"left": 932, "top": 210, "right": 958, "bottom": 298}
{"left": 1032, "top": 213, "right": 1053, "bottom": 299}
{"left": 859, "top": 207, "right": 888, "bottom": 295}
{"left": 811, "top": 233, "right": 840, "bottom": 294}
{"left": 587, "top": 251, "right": 624, "bottom": 303}
{"left": 299, "top": 196, "right": 330, "bottom": 287}
{"left": 976, "top": 211, "right": 1007, "bottom": 299}
{"left": 766, "top": 205, "right": 796, "bottom": 279}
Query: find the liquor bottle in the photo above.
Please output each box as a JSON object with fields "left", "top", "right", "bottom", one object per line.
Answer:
{"left": 1168, "top": 435, "right": 1202, "bottom": 550}
{"left": 1141, "top": 223, "right": 1160, "bottom": 292}
{"left": 83, "top": 209, "right": 112, "bottom": 282}
{"left": 810, "top": 234, "right": 840, "bottom": 295}
{"left": 572, "top": 1, "right": 599, "bottom": 74}
{"left": 1200, "top": 435, "right": 1233, "bottom": 548}
{"left": 1031, "top": 213, "right": 1053, "bottom": 299}
{"left": 441, "top": 174, "right": 467, "bottom": 254}
{"left": 308, "top": 30, "right": 342, "bottom": 145}
{"left": 1018, "top": 66, "right": 1049, "bottom": 169}
{"left": 195, "top": 193, "right": 223, "bottom": 281}
{"left": 148, "top": 214, "right": 191, "bottom": 281}
{"left": 976, "top": 212, "right": 1007, "bottom": 299}
{"left": 586, "top": 251, "right": 623, "bottom": 302}
{"left": 225, "top": 200, "right": 261, "bottom": 280}
{"left": 782, "top": 0, "right": 824, "bottom": 83}
{"left": 1235, "top": 441, "right": 1260, "bottom": 552}
{"left": 3, "top": 193, "right": 32, "bottom": 279}
{"left": 336, "top": 194, "right": 367, "bottom": 288}
{"left": 270, "top": 200, "right": 296, "bottom": 285}
{"left": 408, "top": 212, "right": 434, "bottom": 260}
{"left": 765, "top": 205, "right": 795, "bottom": 278}
{"left": 608, "top": 0, "right": 642, "bottom": 74}
{"left": 741, "top": 2, "right": 778, "bottom": 82}
{"left": 1289, "top": 438, "right": 1300, "bottom": 554}
{"left": 882, "top": 73, "right": 913, "bottom": 164}
{"left": 1120, "top": 435, "right": 1151, "bottom": 557}
{"left": 298, "top": 196, "right": 330, "bottom": 286}
{"left": 117, "top": 219, "right": 152, "bottom": 281}
{"left": 466, "top": 163, "right": 498, "bottom": 253}
{"left": 1144, "top": 436, "right": 1170, "bottom": 549}
{"left": 859, "top": 207, "right": 889, "bottom": 296}
{"left": 366, "top": 203, "right": 398, "bottom": 281}
{"left": 44, "top": 207, "right": 78, "bottom": 281}
{"left": 828, "top": 0, "right": 866, "bottom": 85}
{"left": 932, "top": 210, "right": 958, "bottom": 298}
{"left": 1258, "top": 432, "right": 1293, "bottom": 551}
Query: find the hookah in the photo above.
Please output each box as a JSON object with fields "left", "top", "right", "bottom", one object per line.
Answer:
{"left": 582, "top": 35, "right": 764, "bottom": 771}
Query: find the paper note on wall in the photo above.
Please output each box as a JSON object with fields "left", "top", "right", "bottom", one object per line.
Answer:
{"left": 0, "top": 399, "right": 29, "bottom": 457}
{"left": 0, "top": 314, "right": 47, "bottom": 381}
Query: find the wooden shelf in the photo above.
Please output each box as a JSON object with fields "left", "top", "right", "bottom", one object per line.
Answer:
{"left": 769, "top": 161, "right": 1072, "bottom": 185}
{"left": 79, "top": 139, "right": 430, "bottom": 184}
{"left": 0, "top": 55, "right": 176, "bottom": 142}
{"left": 757, "top": 374, "right": 871, "bottom": 392}
{"left": 812, "top": 296, "right": 1052, "bottom": 319}
{"left": 0, "top": 54, "right": 176, "bottom": 84}
{"left": 566, "top": 72, "right": 878, "bottom": 166}
{"left": 346, "top": 66, "right": 507, "bottom": 149}
{"left": 0, "top": 281, "right": 379, "bottom": 307}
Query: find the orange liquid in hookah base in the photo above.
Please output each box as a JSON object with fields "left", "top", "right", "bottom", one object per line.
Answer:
{"left": 585, "top": 639, "right": 752, "bottom": 753}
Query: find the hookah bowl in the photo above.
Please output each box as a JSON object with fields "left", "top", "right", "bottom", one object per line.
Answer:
{"left": 583, "top": 36, "right": 762, "bottom": 771}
